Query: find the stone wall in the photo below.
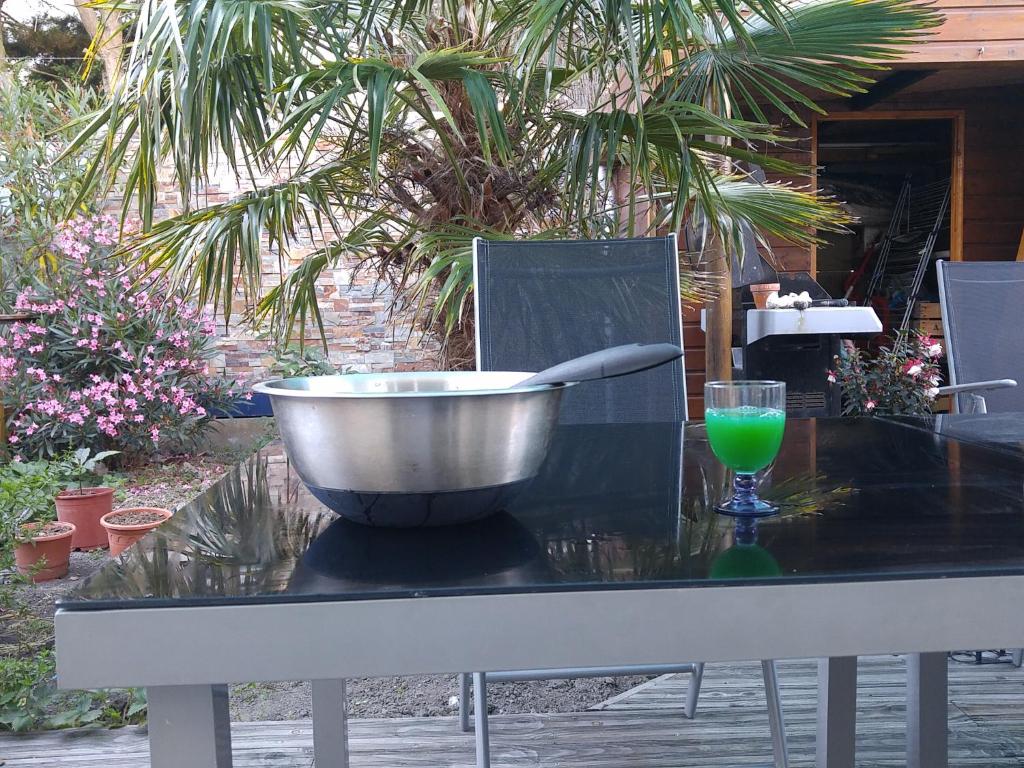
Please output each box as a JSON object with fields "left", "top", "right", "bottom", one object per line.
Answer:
{"left": 106, "top": 167, "right": 441, "bottom": 383}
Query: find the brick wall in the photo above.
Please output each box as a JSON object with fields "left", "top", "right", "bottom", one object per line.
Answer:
{"left": 106, "top": 166, "right": 441, "bottom": 382}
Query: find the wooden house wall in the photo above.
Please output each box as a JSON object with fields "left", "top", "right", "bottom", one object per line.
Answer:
{"left": 901, "top": 0, "right": 1024, "bottom": 64}
{"left": 683, "top": 82, "right": 1024, "bottom": 416}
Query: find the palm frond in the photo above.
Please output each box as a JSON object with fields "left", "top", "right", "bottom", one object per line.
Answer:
{"left": 662, "top": 0, "right": 942, "bottom": 126}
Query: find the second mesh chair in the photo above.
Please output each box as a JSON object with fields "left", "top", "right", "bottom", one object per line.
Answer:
{"left": 935, "top": 260, "right": 1020, "bottom": 413}
{"left": 465, "top": 235, "right": 788, "bottom": 768}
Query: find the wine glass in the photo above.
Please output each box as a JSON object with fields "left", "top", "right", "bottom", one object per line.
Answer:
{"left": 704, "top": 381, "right": 787, "bottom": 518}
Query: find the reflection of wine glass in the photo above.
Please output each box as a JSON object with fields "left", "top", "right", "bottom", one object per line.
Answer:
{"left": 704, "top": 381, "right": 786, "bottom": 518}
{"left": 709, "top": 518, "right": 782, "bottom": 579}
{"left": 710, "top": 541, "right": 782, "bottom": 579}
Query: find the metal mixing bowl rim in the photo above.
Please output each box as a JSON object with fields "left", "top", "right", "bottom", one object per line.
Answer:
{"left": 252, "top": 372, "right": 569, "bottom": 399}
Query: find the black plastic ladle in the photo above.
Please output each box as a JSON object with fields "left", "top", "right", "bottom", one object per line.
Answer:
{"left": 516, "top": 343, "right": 684, "bottom": 388}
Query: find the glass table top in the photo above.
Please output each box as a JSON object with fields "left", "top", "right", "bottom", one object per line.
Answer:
{"left": 889, "top": 412, "right": 1024, "bottom": 458}
{"left": 60, "top": 417, "right": 1024, "bottom": 611}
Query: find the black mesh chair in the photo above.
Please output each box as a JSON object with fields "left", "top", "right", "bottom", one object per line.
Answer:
{"left": 465, "top": 235, "right": 788, "bottom": 768}
{"left": 936, "top": 260, "right": 1020, "bottom": 413}
{"left": 475, "top": 235, "right": 688, "bottom": 422}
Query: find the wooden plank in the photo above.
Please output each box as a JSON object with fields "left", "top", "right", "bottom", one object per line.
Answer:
{"left": 911, "top": 302, "right": 942, "bottom": 320}
{"left": 937, "top": 1, "right": 1024, "bottom": 7}
{"left": 914, "top": 319, "right": 945, "bottom": 337}
{"left": 682, "top": 324, "right": 705, "bottom": 348}
{"left": 901, "top": 41, "right": 1024, "bottom": 64}
{"left": 927, "top": 8, "right": 1024, "bottom": 44}
{"left": 7, "top": 655, "right": 1023, "bottom": 768}
{"left": 964, "top": 220, "right": 1024, "bottom": 246}
{"left": 686, "top": 397, "right": 704, "bottom": 418}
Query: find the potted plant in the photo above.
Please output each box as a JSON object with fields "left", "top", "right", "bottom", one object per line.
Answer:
{"left": 13, "top": 515, "right": 76, "bottom": 582}
{"left": 832, "top": 333, "right": 944, "bottom": 416}
{"left": 53, "top": 448, "right": 120, "bottom": 550}
{"left": 0, "top": 461, "right": 75, "bottom": 582}
{"left": 101, "top": 507, "right": 173, "bottom": 556}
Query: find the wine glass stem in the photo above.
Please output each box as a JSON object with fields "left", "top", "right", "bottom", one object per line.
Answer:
{"left": 733, "top": 472, "right": 758, "bottom": 506}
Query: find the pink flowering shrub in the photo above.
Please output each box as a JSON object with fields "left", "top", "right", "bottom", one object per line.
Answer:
{"left": 0, "top": 215, "right": 244, "bottom": 459}
{"left": 831, "top": 332, "right": 944, "bottom": 417}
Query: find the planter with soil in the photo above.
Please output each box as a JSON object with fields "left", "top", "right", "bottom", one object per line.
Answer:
{"left": 750, "top": 282, "right": 781, "bottom": 310}
{"left": 14, "top": 521, "right": 76, "bottom": 582}
{"left": 101, "top": 507, "right": 173, "bottom": 556}
{"left": 55, "top": 487, "right": 115, "bottom": 550}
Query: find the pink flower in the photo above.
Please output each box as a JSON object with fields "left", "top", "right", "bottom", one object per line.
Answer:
{"left": 865, "top": 399, "right": 877, "bottom": 412}
{"left": 827, "top": 371, "right": 837, "bottom": 384}
{"left": 902, "top": 359, "right": 924, "bottom": 378}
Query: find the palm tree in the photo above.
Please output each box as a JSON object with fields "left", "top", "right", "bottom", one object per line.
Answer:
{"left": 69, "top": 0, "right": 938, "bottom": 365}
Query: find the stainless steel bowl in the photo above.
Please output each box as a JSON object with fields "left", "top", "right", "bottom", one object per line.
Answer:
{"left": 253, "top": 373, "right": 567, "bottom": 527}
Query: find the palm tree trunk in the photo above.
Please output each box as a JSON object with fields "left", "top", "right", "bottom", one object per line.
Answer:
{"left": 75, "top": 1, "right": 122, "bottom": 90}
{"left": 703, "top": 85, "right": 733, "bottom": 384}
{"left": 703, "top": 238, "right": 732, "bottom": 384}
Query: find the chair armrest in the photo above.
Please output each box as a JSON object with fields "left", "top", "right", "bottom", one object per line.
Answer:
{"left": 936, "top": 379, "right": 1018, "bottom": 396}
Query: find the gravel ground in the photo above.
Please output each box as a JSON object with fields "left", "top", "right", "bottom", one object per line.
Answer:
{"left": 229, "top": 675, "right": 650, "bottom": 721}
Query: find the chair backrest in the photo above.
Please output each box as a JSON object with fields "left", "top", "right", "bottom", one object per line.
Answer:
{"left": 937, "top": 260, "right": 1024, "bottom": 413}
{"left": 473, "top": 236, "right": 687, "bottom": 424}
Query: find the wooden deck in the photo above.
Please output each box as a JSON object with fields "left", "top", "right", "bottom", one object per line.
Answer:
{"left": 3, "top": 656, "right": 1024, "bottom": 767}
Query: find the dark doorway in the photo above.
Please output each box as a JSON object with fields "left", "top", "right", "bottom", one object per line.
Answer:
{"left": 815, "top": 117, "right": 954, "bottom": 334}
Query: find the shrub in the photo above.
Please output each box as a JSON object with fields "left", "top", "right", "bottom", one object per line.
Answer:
{"left": 0, "top": 77, "right": 102, "bottom": 310}
{"left": 0, "top": 215, "right": 245, "bottom": 460}
{"left": 832, "top": 333, "right": 944, "bottom": 416}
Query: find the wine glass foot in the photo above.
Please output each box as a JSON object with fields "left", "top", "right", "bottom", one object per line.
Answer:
{"left": 715, "top": 497, "right": 779, "bottom": 519}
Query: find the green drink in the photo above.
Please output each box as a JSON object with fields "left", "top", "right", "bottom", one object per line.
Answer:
{"left": 705, "top": 406, "right": 787, "bottom": 473}
{"left": 704, "top": 381, "right": 786, "bottom": 518}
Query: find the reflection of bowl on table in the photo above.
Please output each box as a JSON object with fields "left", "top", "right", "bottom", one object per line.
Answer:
{"left": 288, "top": 512, "right": 546, "bottom": 592}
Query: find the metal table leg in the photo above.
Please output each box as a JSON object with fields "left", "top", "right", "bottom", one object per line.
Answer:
{"left": 148, "top": 684, "right": 233, "bottom": 768}
{"left": 762, "top": 660, "right": 789, "bottom": 768}
{"left": 312, "top": 679, "right": 350, "bottom": 768}
{"left": 683, "top": 662, "right": 705, "bottom": 719}
{"left": 907, "top": 652, "right": 948, "bottom": 768}
{"left": 459, "top": 672, "right": 472, "bottom": 732}
{"left": 473, "top": 672, "right": 490, "bottom": 768}
{"left": 816, "top": 656, "right": 857, "bottom": 768}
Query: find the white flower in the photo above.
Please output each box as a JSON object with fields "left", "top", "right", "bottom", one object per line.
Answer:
{"left": 865, "top": 399, "right": 877, "bottom": 411}
{"left": 925, "top": 387, "right": 939, "bottom": 400}
{"left": 905, "top": 363, "right": 923, "bottom": 377}
{"left": 926, "top": 342, "right": 942, "bottom": 358}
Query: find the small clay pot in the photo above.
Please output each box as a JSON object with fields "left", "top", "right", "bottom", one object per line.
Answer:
{"left": 55, "top": 487, "right": 115, "bottom": 550}
{"left": 750, "top": 282, "right": 781, "bottom": 310}
{"left": 15, "top": 522, "right": 76, "bottom": 582}
{"left": 100, "top": 507, "right": 173, "bottom": 556}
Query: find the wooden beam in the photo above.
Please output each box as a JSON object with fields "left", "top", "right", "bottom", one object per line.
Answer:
{"left": 848, "top": 71, "right": 937, "bottom": 111}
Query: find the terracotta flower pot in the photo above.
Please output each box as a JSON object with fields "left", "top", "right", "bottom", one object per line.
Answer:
{"left": 751, "top": 282, "right": 781, "bottom": 310}
{"left": 55, "top": 487, "right": 115, "bottom": 550}
{"left": 100, "top": 507, "right": 173, "bottom": 557}
{"left": 15, "top": 522, "right": 76, "bottom": 582}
